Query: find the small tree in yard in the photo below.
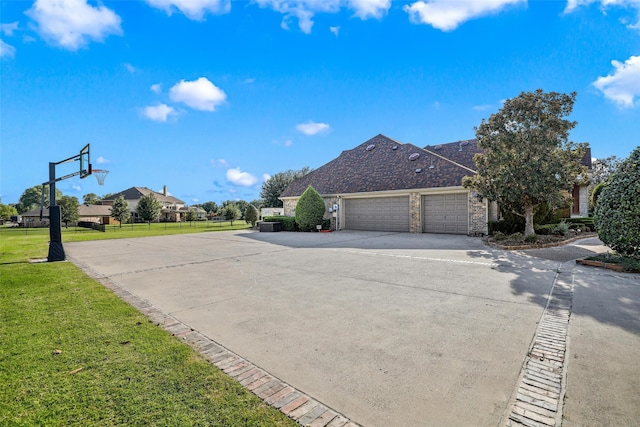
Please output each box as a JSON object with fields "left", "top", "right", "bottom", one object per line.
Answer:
{"left": 222, "top": 203, "right": 240, "bottom": 225}
{"left": 58, "top": 195, "right": 79, "bottom": 228}
{"left": 244, "top": 204, "right": 258, "bottom": 227}
{"left": 184, "top": 209, "right": 197, "bottom": 225}
{"left": 295, "top": 186, "right": 325, "bottom": 231}
{"left": 136, "top": 193, "right": 162, "bottom": 228}
{"left": 110, "top": 195, "right": 130, "bottom": 227}
{"left": 594, "top": 146, "right": 640, "bottom": 259}
{"left": 463, "top": 89, "right": 587, "bottom": 237}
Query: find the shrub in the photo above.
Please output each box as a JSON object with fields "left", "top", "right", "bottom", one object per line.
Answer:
{"left": 321, "top": 218, "right": 331, "bottom": 230}
{"left": 552, "top": 220, "right": 570, "bottom": 236}
{"left": 590, "top": 181, "right": 607, "bottom": 212}
{"left": 508, "top": 232, "right": 524, "bottom": 241}
{"left": 244, "top": 205, "right": 258, "bottom": 227}
{"left": 295, "top": 186, "right": 326, "bottom": 232}
{"left": 525, "top": 233, "right": 538, "bottom": 243}
{"left": 263, "top": 215, "right": 297, "bottom": 231}
{"left": 595, "top": 147, "right": 640, "bottom": 259}
{"left": 493, "top": 231, "right": 507, "bottom": 241}
{"left": 535, "top": 224, "right": 556, "bottom": 235}
{"left": 489, "top": 218, "right": 524, "bottom": 235}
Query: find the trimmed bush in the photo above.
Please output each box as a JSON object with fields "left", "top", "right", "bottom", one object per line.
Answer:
{"left": 595, "top": 147, "right": 640, "bottom": 259}
{"left": 525, "top": 233, "right": 538, "bottom": 243}
{"left": 295, "top": 186, "right": 326, "bottom": 232}
{"left": 552, "top": 220, "right": 570, "bottom": 236}
{"left": 263, "top": 215, "right": 297, "bottom": 231}
{"left": 535, "top": 224, "right": 556, "bottom": 235}
{"left": 493, "top": 231, "right": 507, "bottom": 241}
{"left": 509, "top": 232, "right": 524, "bottom": 241}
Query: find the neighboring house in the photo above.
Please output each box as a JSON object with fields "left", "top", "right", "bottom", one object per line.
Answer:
{"left": 21, "top": 204, "right": 114, "bottom": 227}
{"left": 280, "top": 134, "right": 592, "bottom": 235}
{"left": 101, "top": 186, "right": 187, "bottom": 222}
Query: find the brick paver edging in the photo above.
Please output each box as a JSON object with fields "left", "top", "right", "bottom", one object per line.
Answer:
{"left": 502, "top": 266, "right": 575, "bottom": 427}
{"left": 69, "top": 256, "right": 362, "bottom": 427}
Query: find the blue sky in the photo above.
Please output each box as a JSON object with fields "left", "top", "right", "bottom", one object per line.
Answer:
{"left": 1, "top": 0, "right": 639, "bottom": 206}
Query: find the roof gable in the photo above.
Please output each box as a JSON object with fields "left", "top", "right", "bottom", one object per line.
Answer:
{"left": 104, "top": 187, "right": 184, "bottom": 204}
{"left": 280, "top": 134, "right": 480, "bottom": 198}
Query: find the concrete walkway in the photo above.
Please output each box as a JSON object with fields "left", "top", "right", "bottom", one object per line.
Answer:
{"left": 66, "top": 232, "right": 640, "bottom": 426}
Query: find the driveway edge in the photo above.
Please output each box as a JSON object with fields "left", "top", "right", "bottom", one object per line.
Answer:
{"left": 69, "top": 255, "right": 362, "bottom": 427}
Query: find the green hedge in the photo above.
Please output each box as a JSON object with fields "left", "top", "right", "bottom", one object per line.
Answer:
{"left": 263, "top": 215, "right": 297, "bottom": 231}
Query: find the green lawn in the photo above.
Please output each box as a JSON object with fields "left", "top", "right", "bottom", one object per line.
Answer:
{"left": 0, "top": 224, "right": 296, "bottom": 427}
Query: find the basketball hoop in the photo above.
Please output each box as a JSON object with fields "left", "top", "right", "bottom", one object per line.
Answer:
{"left": 93, "top": 169, "right": 109, "bottom": 186}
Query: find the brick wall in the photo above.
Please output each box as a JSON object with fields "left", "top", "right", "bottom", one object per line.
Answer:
{"left": 468, "top": 193, "right": 488, "bottom": 235}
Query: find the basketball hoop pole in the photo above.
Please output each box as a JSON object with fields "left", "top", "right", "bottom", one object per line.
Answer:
{"left": 45, "top": 145, "right": 92, "bottom": 262}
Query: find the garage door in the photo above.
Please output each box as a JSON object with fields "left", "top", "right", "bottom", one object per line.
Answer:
{"left": 422, "top": 193, "right": 468, "bottom": 234}
{"left": 344, "top": 196, "right": 409, "bottom": 232}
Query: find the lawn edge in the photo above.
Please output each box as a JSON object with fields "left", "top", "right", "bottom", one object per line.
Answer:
{"left": 68, "top": 255, "right": 361, "bottom": 427}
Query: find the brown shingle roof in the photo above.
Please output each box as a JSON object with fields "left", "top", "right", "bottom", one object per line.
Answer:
{"left": 103, "top": 187, "right": 184, "bottom": 204}
{"left": 280, "top": 134, "right": 481, "bottom": 198}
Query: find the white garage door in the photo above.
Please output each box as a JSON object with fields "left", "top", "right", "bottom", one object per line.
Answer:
{"left": 344, "top": 196, "right": 409, "bottom": 232}
{"left": 422, "top": 193, "right": 468, "bottom": 234}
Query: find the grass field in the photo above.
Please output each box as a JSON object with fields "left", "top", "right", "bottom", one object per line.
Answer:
{"left": 0, "top": 223, "right": 296, "bottom": 427}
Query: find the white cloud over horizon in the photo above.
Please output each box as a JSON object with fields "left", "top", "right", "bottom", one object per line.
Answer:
{"left": 0, "top": 39, "right": 16, "bottom": 58}
{"left": 593, "top": 55, "right": 640, "bottom": 108}
{"left": 296, "top": 120, "right": 331, "bottom": 135}
{"left": 564, "top": 0, "right": 640, "bottom": 28}
{"left": 169, "top": 77, "right": 227, "bottom": 111}
{"left": 403, "top": 0, "right": 525, "bottom": 31}
{"left": 151, "top": 83, "right": 162, "bottom": 93}
{"left": 143, "top": 103, "right": 176, "bottom": 122}
{"left": 145, "top": 0, "right": 231, "bottom": 20}
{"left": 349, "top": 0, "right": 391, "bottom": 19}
{"left": 26, "top": 0, "right": 122, "bottom": 50}
{"left": 226, "top": 167, "right": 258, "bottom": 186}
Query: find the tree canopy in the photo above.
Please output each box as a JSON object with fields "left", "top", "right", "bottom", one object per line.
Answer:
{"left": 136, "top": 193, "right": 162, "bottom": 225}
{"left": 83, "top": 193, "right": 100, "bottom": 205}
{"left": 260, "top": 167, "right": 311, "bottom": 208}
{"left": 58, "top": 196, "right": 80, "bottom": 227}
{"left": 222, "top": 202, "right": 240, "bottom": 225}
{"left": 16, "top": 185, "right": 62, "bottom": 213}
{"left": 110, "top": 195, "right": 130, "bottom": 227}
{"left": 244, "top": 204, "right": 258, "bottom": 227}
{"left": 463, "top": 89, "right": 587, "bottom": 236}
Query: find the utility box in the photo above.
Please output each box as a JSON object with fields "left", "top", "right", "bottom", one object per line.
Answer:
{"left": 259, "top": 222, "right": 282, "bottom": 232}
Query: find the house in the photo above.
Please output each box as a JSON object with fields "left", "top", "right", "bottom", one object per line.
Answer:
{"left": 101, "top": 186, "right": 187, "bottom": 222}
{"left": 21, "top": 204, "right": 114, "bottom": 227}
{"left": 279, "top": 134, "right": 592, "bottom": 235}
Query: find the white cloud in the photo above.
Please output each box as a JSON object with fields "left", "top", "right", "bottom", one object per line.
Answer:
{"left": 296, "top": 120, "right": 331, "bottom": 135}
{"left": 255, "top": 0, "right": 340, "bottom": 33}
{"left": 124, "top": 63, "right": 136, "bottom": 73}
{"left": 0, "top": 39, "right": 16, "bottom": 58}
{"left": 243, "top": 77, "right": 256, "bottom": 84}
{"left": 349, "top": 0, "right": 391, "bottom": 19}
{"left": 169, "top": 77, "right": 227, "bottom": 111}
{"left": 564, "top": 0, "right": 640, "bottom": 29}
{"left": 330, "top": 25, "right": 340, "bottom": 36}
{"left": 593, "top": 55, "right": 640, "bottom": 108}
{"left": 210, "top": 158, "right": 229, "bottom": 167}
{"left": 145, "top": 0, "right": 231, "bottom": 20}
{"left": 473, "top": 104, "right": 492, "bottom": 111}
{"left": 96, "top": 156, "right": 110, "bottom": 164}
{"left": 143, "top": 103, "right": 176, "bottom": 122}
{"left": 262, "top": 173, "right": 271, "bottom": 182}
{"left": 403, "top": 0, "right": 525, "bottom": 31}
{"left": 25, "top": 0, "right": 122, "bottom": 50}
{"left": 1, "top": 22, "right": 19, "bottom": 36}
{"left": 226, "top": 167, "right": 258, "bottom": 186}
{"left": 151, "top": 83, "right": 162, "bottom": 93}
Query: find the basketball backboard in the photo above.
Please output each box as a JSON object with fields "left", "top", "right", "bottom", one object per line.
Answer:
{"left": 79, "top": 144, "right": 91, "bottom": 178}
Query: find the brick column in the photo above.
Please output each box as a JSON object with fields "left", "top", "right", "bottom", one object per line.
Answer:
{"left": 409, "top": 192, "right": 421, "bottom": 233}
{"left": 468, "top": 193, "right": 488, "bottom": 236}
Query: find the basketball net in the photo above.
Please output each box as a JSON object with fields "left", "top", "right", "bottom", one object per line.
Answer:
{"left": 93, "top": 170, "right": 109, "bottom": 186}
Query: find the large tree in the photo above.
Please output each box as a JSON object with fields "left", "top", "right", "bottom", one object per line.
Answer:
{"left": 58, "top": 195, "right": 80, "bottom": 228}
{"left": 136, "top": 193, "right": 162, "bottom": 227}
{"left": 222, "top": 202, "right": 240, "bottom": 225}
{"left": 463, "top": 89, "right": 587, "bottom": 236}
{"left": 16, "top": 185, "right": 62, "bottom": 213}
{"left": 110, "top": 195, "right": 131, "bottom": 227}
{"left": 0, "top": 203, "right": 18, "bottom": 220}
{"left": 260, "top": 167, "right": 311, "bottom": 208}
{"left": 83, "top": 193, "right": 100, "bottom": 205}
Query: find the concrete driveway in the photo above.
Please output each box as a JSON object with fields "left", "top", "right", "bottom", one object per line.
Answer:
{"left": 65, "top": 231, "right": 640, "bottom": 427}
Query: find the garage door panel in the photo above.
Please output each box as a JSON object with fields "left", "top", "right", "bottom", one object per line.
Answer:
{"left": 344, "top": 197, "right": 409, "bottom": 232}
{"left": 423, "top": 193, "right": 468, "bottom": 235}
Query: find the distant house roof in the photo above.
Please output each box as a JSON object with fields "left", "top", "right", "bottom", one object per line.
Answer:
{"left": 22, "top": 205, "right": 112, "bottom": 218}
{"left": 103, "top": 187, "right": 184, "bottom": 205}
{"left": 280, "top": 134, "right": 481, "bottom": 198}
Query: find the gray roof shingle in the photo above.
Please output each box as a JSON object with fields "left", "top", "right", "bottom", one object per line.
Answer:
{"left": 280, "top": 134, "right": 481, "bottom": 198}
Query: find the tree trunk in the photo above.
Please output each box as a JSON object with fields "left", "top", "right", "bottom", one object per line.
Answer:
{"left": 524, "top": 204, "right": 535, "bottom": 236}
